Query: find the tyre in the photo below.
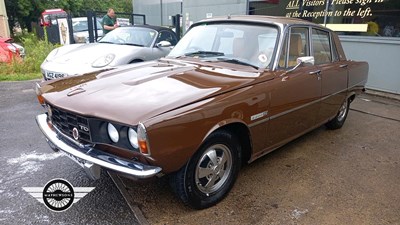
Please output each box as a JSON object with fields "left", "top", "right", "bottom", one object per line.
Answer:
{"left": 169, "top": 130, "right": 241, "bottom": 209}
{"left": 325, "top": 98, "right": 350, "bottom": 130}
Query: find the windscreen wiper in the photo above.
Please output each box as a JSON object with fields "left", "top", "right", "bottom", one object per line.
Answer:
{"left": 98, "top": 41, "right": 115, "bottom": 44}
{"left": 217, "top": 57, "right": 259, "bottom": 70}
{"left": 123, "top": 43, "right": 145, "bottom": 47}
{"left": 185, "top": 51, "right": 225, "bottom": 57}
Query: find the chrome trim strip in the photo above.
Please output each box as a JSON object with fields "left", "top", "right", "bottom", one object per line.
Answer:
{"left": 249, "top": 80, "right": 366, "bottom": 126}
{"left": 36, "top": 114, "right": 162, "bottom": 179}
{"left": 249, "top": 117, "right": 270, "bottom": 128}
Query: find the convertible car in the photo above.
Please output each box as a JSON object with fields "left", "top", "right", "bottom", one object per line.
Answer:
{"left": 40, "top": 25, "right": 178, "bottom": 80}
{"left": 35, "top": 16, "right": 368, "bottom": 209}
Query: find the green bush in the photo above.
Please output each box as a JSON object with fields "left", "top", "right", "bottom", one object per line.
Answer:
{"left": 0, "top": 31, "right": 59, "bottom": 81}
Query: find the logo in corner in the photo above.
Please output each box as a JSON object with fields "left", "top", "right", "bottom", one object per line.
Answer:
{"left": 23, "top": 178, "right": 95, "bottom": 212}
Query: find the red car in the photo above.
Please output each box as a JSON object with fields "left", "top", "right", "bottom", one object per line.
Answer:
{"left": 0, "top": 38, "right": 24, "bottom": 63}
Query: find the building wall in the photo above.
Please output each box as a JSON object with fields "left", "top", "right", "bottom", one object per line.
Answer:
{"left": 340, "top": 36, "right": 400, "bottom": 94}
{"left": 183, "top": 0, "right": 247, "bottom": 31}
{"left": 0, "top": 0, "right": 10, "bottom": 38}
{"left": 133, "top": 0, "right": 181, "bottom": 27}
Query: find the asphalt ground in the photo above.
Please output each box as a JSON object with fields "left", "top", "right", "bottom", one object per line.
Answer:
{"left": 115, "top": 93, "right": 400, "bottom": 225}
{"left": 0, "top": 81, "right": 139, "bottom": 225}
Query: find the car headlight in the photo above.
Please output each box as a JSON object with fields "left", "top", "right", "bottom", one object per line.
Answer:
{"left": 128, "top": 128, "right": 138, "bottom": 148}
{"left": 107, "top": 123, "right": 119, "bottom": 143}
{"left": 92, "top": 54, "right": 115, "bottom": 68}
{"left": 137, "top": 123, "right": 150, "bottom": 155}
{"left": 6, "top": 44, "right": 17, "bottom": 53}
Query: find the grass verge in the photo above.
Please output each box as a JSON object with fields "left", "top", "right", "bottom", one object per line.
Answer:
{"left": 0, "top": 73, "right": 42, "bottom": 81}
{"left": 0, "top": 31, "right": 58, "bottom": 82}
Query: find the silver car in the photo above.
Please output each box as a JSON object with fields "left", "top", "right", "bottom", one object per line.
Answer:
{"left": 41, "top": 25, "right": 178, "bottom": 80}
{"left": 72, "top": 17, "right": 103, "bottom": 43}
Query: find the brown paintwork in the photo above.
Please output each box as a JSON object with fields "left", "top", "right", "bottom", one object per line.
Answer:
{"left": 37, "top": 16, "right": 368, "bottom": 175}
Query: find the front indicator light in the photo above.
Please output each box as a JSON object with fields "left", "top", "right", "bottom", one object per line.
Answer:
{"left": 37, "top": 95, "right": 45, "bottom": 105}
{"left": 137, "top": 123, "right": 150, "bottom": 155}
{"left": 35, "top": 82, "right": 45, "bottom": 106}
{"left": 107, "top": 123, "right": 119, "bottom": 143}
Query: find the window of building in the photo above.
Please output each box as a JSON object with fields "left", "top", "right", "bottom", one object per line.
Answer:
{"left": 249, "top": 0, "right": 400, "bottom": 38}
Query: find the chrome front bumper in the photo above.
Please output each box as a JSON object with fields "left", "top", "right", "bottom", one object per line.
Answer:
{"left": 36, "top": 114, "right": 162, "bottom": 180}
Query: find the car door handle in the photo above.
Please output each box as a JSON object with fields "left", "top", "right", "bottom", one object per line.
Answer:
{"left": 309, "top": 70, "right": 321, "bottom": 75}
{"left": 339, "top": 64, "right": 348, "bottom": 68}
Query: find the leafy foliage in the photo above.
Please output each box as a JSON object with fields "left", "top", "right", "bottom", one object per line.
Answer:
{"left": 5, "top": 0, "right": 133, "bottom": 31}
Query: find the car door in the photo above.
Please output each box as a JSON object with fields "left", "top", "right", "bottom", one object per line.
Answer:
{"left": 311, "top": 28, "right": 348, "bottom": 124}
{"left": 266, "top": 27, "right": 322, "bottom": 149}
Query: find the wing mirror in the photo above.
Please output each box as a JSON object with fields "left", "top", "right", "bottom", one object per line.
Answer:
{"left": 156, "top": 41, "right": 172, "bottom": 48}
{"left": 284, "top": 56, "right": 315, "bottom": 74}
{"left": 297, "top": 56, "right": 315, "bottom": 66}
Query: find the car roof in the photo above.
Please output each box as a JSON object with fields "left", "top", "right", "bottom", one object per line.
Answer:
{"left": 197, "top": 15, "right": 326, "bottom": 29}
{"left": 130, "top": 24, "right": 174, "bottom": 32}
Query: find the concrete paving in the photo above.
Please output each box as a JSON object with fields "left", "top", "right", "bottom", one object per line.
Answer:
{"left": 115, "top": 92, "right": 400, "bottom": 225}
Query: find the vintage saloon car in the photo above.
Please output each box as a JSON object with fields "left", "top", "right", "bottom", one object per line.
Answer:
{"left": 35, "top": 16, "right": 368, "bottom": 209}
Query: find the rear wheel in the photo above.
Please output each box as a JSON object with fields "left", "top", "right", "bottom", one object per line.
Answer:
{"left": 169, "top": 130, "right": 241, "bottom": 209}
{"left": 325, "top": 98, "right": 350, "bottom": 130}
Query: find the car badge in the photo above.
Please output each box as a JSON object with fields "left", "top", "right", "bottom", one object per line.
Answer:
{"left": 72, "top": 127, "right": 79, "bottom": 140}
{"left": 67, "top": 88, "right": 86, "bottom": 96}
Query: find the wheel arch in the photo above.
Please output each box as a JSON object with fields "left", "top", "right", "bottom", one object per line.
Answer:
{"left": 204, "top": 121, "right": 253, "bottom": 165}
{"left": 346, "top": 90, "right": 358, "bottom": 103}
{"left": 129, "top": 59, "right": 144, "bottom": 64}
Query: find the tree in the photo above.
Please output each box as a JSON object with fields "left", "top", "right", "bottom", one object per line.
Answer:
{"left": 5, "top": 0, "right": 133, "bottom": 32}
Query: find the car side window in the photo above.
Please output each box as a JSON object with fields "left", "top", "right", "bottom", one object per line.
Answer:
{"left": 279, "top": 27, "right": 309, "bottom": 68}
{"left": 157, "top": 31, "right": 178, "bottom": 46}
{"left": 331, "top": 35, "right": 340, "bottom": 62}
{"left": 312, "top": 29, "right": 332, "bottom": 65}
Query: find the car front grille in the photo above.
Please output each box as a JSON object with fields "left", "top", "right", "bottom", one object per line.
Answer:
{"left": 49, "top": 105, "right": 91, "bottom": 143}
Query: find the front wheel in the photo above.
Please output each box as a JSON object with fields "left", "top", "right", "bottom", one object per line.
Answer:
{"left": 169, "top": 130, "right": 241, "bottom": 209}
{"left": 325, "top": 98, "right": 350, "bottom": 130}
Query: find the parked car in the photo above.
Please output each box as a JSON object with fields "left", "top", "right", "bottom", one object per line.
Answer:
{"left": 40, "top": 25, "right": 178, "bottom": 80}
{"left": 0, "top": 38, "right": 25, "bottom": 63}
{"left": 72, "top": 17, "right": 103, "bottom": 43}
{"left": 35, "top": 16, "right": 368, "bottom": 209}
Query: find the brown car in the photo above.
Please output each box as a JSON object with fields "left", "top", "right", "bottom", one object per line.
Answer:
{"left": 35, "top": 16, "right": 368, "bottom": 209}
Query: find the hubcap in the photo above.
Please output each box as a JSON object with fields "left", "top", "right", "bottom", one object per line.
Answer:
{"left": 195, "top": 144, "right": 232, "bottom": 195}
{"left": 337, "top": 100, "right": 348, "bottom": 122}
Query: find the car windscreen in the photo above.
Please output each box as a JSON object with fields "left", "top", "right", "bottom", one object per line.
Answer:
{"left": 168, "top": 23, "right": 278, "bottom": 69}
{"left": 98, "top": 27, "right": 157, "bottom": 47}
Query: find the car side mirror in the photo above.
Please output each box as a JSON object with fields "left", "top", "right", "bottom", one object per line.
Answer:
{"left": 284, "top": 56, "right": 315, "bottom": 75}
{"left": 297, "top": 56, "right": 315, "bottom": 66}
{"left": 156, "top": 41, "right": 172, "bottom": 48}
